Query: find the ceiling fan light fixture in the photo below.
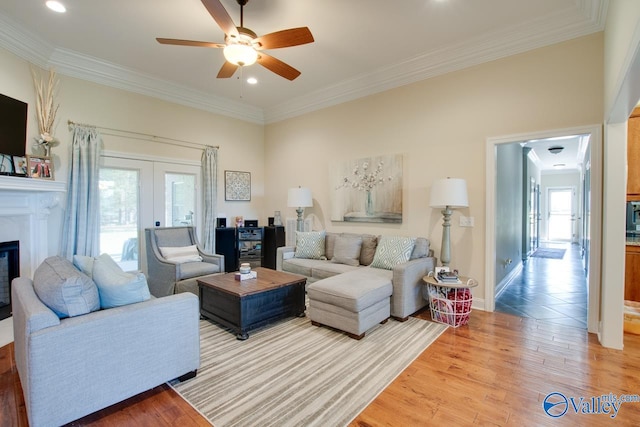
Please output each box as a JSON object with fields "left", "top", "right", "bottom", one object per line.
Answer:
{"left": 223, "top": 43, "right": 257, "bottom": 66}
{"left": 548, "top": 146, "right": 564, "bottom": 154}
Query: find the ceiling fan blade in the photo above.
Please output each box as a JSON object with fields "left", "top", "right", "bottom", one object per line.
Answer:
{"left": 156, "top": 38, "right": 225, "bottom": 48}
{"left": 253, "top": 27, "right": 314, "bottom": 50}
{"left": 257, "top": 52, "right": 301, "bottom": 81}
{"left": 201, "top": 0, "right": 239, "bottom": 37}
{"left": 217, "top": 61, "right": 239, "bottom": 78}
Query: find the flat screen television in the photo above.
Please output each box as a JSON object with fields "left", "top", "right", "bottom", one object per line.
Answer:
{"left": 0, "top": 93, "right": 28, "bottom": 157}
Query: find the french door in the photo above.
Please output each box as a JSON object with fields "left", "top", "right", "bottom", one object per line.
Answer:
{"left": 99, "top": 156, "right": 201, "bottom": 270}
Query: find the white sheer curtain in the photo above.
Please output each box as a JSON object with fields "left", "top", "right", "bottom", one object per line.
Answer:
{"left": 201, "top": 146, "right": 218, "bottom": 252}
{"left": 60, "top": 125, "right": 102, "bottom": 259}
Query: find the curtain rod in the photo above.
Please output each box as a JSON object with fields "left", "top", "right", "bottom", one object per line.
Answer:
{"left": 67, "top": 120, "right": 219, "bottom": 151}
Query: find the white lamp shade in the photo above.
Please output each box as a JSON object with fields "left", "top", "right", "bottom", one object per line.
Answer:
{"left": 430, "top": 178, "right": 469, "bottom": 208}
{"left": 288, "top": 187, "right": 313, "bottom": 208}
{"left": 223, "top": 43, "right": 258, "bottom": 66}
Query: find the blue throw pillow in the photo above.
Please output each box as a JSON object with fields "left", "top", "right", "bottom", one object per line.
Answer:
{"left": 92, "top": 254, "right": 151, "bottom": 309}
{"left": 33, "top": 256, "right": 100, "bottom": 318}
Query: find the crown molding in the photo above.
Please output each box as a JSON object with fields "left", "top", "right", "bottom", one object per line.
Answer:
{"left": 0, "top": 11, "right": 264, "bottom": 124}
{"left": 264, "top": 0, "right": 607, "bottom": 123}
{"left": 0, "top": 1, "right": 607, "bottom": 126}
{"left": 0, "top": 13, "right": 52, "bottom": 68}
{"left": 48, "top": 48, "right": 264, "bottom": 124}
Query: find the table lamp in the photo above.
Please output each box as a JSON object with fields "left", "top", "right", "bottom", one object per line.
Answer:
{"left": 288, "top": 186, "right": 313, "bottom": 232}
{"left": 430, "top": 178, "right": 468, "bottom": 267}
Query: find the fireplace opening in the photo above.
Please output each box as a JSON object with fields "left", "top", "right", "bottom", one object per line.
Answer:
{"left": 0, "top": 240, "right": 19, "bottom": 321}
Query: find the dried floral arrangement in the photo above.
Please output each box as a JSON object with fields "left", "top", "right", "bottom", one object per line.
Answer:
{"left": 337, "top": 160, "right": 393, "bottom": 192}
{"left": 31, "top": 66, "right": 60, "bottom": 155}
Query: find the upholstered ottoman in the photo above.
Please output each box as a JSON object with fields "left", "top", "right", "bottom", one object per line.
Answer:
{"left": 307, "top": 268, "right": 392, "bottom": 339}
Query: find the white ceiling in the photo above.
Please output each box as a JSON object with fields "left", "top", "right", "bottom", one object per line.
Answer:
{"left": 0, "top": 0, "right": 607, "bottom": 124}
{"left": 524, "top": 135, "right": 589, "bottom": 172}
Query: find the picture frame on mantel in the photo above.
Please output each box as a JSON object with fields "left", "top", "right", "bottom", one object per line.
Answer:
{"left": 26, "top": 155, "right": 54, "bottom": 180}
{"left": 225, "top": 170, "right": 251, "bottom": 201}
{"left": 12, "top": 156, "right": 27, "bottom": 176}
{"left": 0, "top": 154, "right": 13, "bottom": 175}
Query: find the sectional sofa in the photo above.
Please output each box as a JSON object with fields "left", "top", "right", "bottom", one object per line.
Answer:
{"left": 276, "top": 231, "right": 436, "bottom": 324}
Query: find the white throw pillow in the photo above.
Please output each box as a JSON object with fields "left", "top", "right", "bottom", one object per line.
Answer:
{"left": 370, "top": 236, "right": 417, "bottom": 270}
{"left": 159, "top": 244, "right": 203, "bottom": 263}
{"left": 294, "top": 231, "right": 326, "bottom": 260}
{"left": 92, "top": 253, "right": 151, "bottom": 309}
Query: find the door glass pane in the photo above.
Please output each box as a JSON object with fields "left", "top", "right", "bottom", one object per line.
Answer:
{"left": 99, "top": 168, "right": 140, "bottom": 271}
{"left": 548, "top": 189, "right": 572, "bottom": 241}
{"left": 165, "top": 173, "right": 196, "bottom": 227}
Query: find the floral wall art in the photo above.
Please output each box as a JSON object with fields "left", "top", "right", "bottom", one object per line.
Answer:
{"left": 330, "top": 154, "right": 403, "bottom": 223}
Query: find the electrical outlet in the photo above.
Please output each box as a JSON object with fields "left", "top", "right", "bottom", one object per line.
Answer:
{"left": 460, "top": 216, "right": 474, "bottom": 227}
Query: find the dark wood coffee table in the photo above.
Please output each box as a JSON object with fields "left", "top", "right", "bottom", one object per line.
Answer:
{"left": 197, "top": 267, "right": 307, "bottom": 340}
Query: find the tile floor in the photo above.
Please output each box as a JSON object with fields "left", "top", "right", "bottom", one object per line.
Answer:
{"left": 495, "top": 241, "right": 588, "bottom": 329}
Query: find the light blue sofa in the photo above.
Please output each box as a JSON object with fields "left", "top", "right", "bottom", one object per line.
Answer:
{"left": 11, "top": 271, "right": 200, "bottom": 427}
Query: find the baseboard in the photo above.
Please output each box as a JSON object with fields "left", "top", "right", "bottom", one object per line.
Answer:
{"left": 494, "top": 261, "right": 523, "bottom": 300}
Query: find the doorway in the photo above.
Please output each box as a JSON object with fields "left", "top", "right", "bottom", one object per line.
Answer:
{"left": 485, "top": 125, "right": 602, "bottom": 333}
{"left": 99, "top": 156, "right": 201, "bottom": 271}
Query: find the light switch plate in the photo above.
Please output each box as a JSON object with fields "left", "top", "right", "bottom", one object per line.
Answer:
{"left": 460, "top": 216, "right": 474, "bottom": 227}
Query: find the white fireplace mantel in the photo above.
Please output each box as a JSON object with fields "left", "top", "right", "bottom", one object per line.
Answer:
{"left": 0, "top": 175, "right": 67, "bottom": 277}
{"left": 0, "top": 175, "right": 66, "bottom": 193}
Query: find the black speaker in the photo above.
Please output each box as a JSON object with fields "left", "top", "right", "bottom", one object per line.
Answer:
{"left": 215, "top": 227, "right": 237, "bottom": 272}
{"left": 268, "top": 217, "right": 275, "bottom": 226}
{"left": 216, "top": 217, "right": 226, "bottom": 228}
{"left": 262, "top": 226, "right": 285, "bottom": 270}
{"left": 245, "top": 219, "right": 258, "bottom": 227}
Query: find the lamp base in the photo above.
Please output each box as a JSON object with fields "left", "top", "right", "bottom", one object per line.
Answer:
{"left": 440, "top": 207, "right": 452, "bottom": 267}
{"left": 296, "top": 207, "right": 305, "bottom": 232}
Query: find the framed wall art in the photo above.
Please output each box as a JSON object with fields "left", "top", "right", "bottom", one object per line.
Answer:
{"left": 26, "top": 155, "right": 54, "bottom": 180}
{"left": 330, "top": 153, "right": 403, "bottom": 223}
{"left": 225, "top": 170, "right": 251, "bottom": 201}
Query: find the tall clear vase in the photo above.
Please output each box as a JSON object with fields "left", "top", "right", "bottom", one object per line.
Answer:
{"left": 366, "top": 191, "right": 374, "bottom": 216}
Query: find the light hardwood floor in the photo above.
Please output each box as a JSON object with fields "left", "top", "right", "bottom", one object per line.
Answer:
{"left": 2, "top": 309, "right": 639, "bottom": 426}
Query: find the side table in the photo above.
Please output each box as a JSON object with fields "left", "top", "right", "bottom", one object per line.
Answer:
{"left": 422, "top": 275, "right": 478, "bottom": 327}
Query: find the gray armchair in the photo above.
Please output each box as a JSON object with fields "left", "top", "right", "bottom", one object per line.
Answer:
{"left": 145, "top": 226, "right": 224, "bottom": 297}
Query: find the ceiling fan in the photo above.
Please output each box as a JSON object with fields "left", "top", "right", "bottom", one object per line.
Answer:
{"left": 156, "top": 0, "right": 314, "bottom": 81}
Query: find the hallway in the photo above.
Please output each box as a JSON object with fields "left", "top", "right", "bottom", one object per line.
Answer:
{"left": 495, "top": 242, "right": 588, "bottom": 329}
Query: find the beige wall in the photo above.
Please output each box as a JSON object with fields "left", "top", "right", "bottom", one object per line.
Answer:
{"left": 265, "top": 33, "right": 604, "bottom": 300}
{"left": 0, "top": 46, "right": 265, "bottom": 230}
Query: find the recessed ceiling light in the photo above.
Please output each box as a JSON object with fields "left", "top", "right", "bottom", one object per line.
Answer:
{"left": 46, "top": 1, "right": 66, "bottom": 13}
{"left": 247, "top": 77, "right": 258, "bottom": 85}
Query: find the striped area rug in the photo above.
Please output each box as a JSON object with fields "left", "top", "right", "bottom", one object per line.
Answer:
{"left": 172, "top": 315, "right": 447, "bottom": 427}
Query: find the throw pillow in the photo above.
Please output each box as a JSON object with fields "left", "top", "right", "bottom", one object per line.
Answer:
{"left": 410, "top": 237, "right": 430, "bottom": 259}
{"left": 92, "top": 253, "right": 151, "bottom": 309}
{"left": 159, "top": 244, "right": 203, "bottom": 263}
{"left": 324, "top": 232, "right": 340, "bottom": 260}
{"left": 331, "top": 235, "right": 362, "bottom": 266}
{"left": 370, "top": 236, "right": 417, "bottom": 270}
{"left": 294, "top": 231, "right": 326, "bottom": 260}
{"left": 73, "top": 254, "right": 95, "bottom": 276}
{"left": 359, "top": 234, "right": 378, "bottom": 266}
{"left": 33, "top": 256, "right": 100, "bottom": 318}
